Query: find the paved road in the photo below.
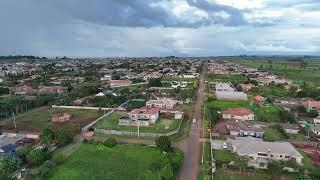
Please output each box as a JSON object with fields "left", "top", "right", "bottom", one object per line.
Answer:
{"left": 175, "top": 72, "right": 205, "bottom": 180}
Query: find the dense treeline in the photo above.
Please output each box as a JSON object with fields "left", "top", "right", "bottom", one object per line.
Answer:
{"left": 0, "top": 55, "right": 47, "bottom": 60}
{"left": 0, "top": 94, "right": 55, "bottom": 118}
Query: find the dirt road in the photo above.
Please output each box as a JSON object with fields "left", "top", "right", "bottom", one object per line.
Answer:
{"left": 175, "top": 72, "right": 205, "bottom": 180}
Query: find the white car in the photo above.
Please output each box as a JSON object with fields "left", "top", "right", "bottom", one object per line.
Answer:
{"left": 222, "top": 142, "right": 228, "bottom": 149}
{"left": 192, "top": 119, "right": 196, "bottom": 123}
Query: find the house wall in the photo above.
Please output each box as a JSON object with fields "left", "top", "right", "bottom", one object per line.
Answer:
{"left": 284, "top": 129, "right": 299, "bottom": 135}
{"left": 223, "top": 114, "right": 254, "bottom": 121}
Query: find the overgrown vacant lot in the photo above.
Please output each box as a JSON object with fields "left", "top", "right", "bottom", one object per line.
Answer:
{"left": 0, "top": 106, "right": 102, "bottom": 132}
{"left": 206, "top": 98, "right": 281, "bottom": 122}
{"left": 52, "top": 144, "right": 174, "bottom": 180}
{"left": 93, "top": 111, "right": 182, "bottom": 133}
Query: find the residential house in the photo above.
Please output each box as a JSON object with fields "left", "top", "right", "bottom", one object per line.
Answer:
{"left": 279, "top": 123, "right": 300, "bottom": 135}
{"left": 38, "top": 86, "right": 67, "bottom": 94}
{"left": 239, "top": 83, "right": 256, "bottom": 91}
{"left": 314, "top": 116, "right": 320, "bottom": 124}
{"left": 119, "top": 108, "right": 160, "bottom": 126}
{"left": 311, "top": 125, "right": 320, "bottom": 136}
{"left": 109, "top": 80, "right": 132, "bottom": 87}
{"left": 216, "top": 91, "right": 248, "bottom": 101}
{"left": 146, "top": 97, "right": 177, "bottom": 110}
{"left": 215, "top": 83, "right": 235, "bottom": 92}
{"left": 15, "top": 85, "right": 34, "bottom": 95}
{"left": 304, "top": 100, "right": 320, "bottom": 111}
{"left": 254, "top": 95, "right": 265, "bottom": 106}
{"left": 228, "top": 138, "right": 303, "bottom": 164}
{"left": 52, "top": 112, "right": 71, "bottom": 123}
{"left": 226, "top": 120, "right": 263, "bottom": 138}
{"left": 223, "top": 107, "right": 255, "bottom": 121}
{"left": 0, "top": 144, "right": 20, "bottom": 156}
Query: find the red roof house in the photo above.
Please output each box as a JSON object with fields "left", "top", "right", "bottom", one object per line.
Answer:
{"left": 254, "top": 95, "right": 265, "bottom": 106}
{"left": 222, "top": 107, "right": 255, "bottom": 121}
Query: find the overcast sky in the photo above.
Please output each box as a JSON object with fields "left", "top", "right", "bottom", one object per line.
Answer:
{"left": 0, "top": 0, "right": 320, "bottom": 57}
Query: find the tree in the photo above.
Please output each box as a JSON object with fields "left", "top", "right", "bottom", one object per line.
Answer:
{"left": 103, "top": 137, "right": 117, "bottom": 148}
{"left": 52, "top": 152, "right": 65, "bottom": 165}
{"left": 148, "top": 78, "right": 162, "bottom": 87}
{"left": 279, "top": 110, "right": 295, "bottom": 123}
{"left": 54, "top": 128, "right": 74, "bottom": 147}
{"left": 0, "top": 155, "right": 21, "bottom": 176}
{"left": 40, "top": 160, "right": 56, "bottom": 178}
{"left": 40, "top": 125, "right": 55, "bottom": 146}
{"left": 156, "top": 136, "right": 172, "bottom": 152}
{"left": 160, "top": 161, "right": 173, "bottom": 180}
{"left": 26, "top": 148, "right": 51, "bottom": 166}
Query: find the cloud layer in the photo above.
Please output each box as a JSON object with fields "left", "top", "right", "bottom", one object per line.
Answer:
{"left": 0, "top": 0, "right": 319, "bottom": 56}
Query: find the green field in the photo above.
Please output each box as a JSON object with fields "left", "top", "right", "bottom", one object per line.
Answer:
{"left": 206, "top": 98, "right": 281, "bottom": 122}
{"left": 52, "top": 144, "right": 180, "bottom": 180}
{"left": 93, "top": 111, "right": 182, "bottom": 133}
{"left": 0, "top": 106, "right": 101, "bottom": 132}
{"left": 234, "top": 59, "right": 320, "bottom": 87}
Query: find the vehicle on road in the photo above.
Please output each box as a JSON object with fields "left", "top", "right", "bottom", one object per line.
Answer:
{"left": 222, "top": 142, "right": 227, "bottom": 149}
{"left": 193, "top": 119, "right": 196, "bottom": 123}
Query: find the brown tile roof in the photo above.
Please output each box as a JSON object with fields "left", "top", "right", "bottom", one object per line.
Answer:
{"left": 129, "top": 108, "right": 160, "bottom": 115}
{"left": 223, "top": 107, "right": 254, "bottom": 116}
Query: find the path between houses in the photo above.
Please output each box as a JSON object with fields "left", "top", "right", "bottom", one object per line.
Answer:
{"left": 174, "top": 70, "right": 205, "bottom": 180}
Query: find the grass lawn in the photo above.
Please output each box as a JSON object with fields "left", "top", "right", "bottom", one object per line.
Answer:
{"left": 299, "top": 150, "right": 320, "bottom": 177}
{"left": 206, "top": 98, "right": 281, "bottom": 122}
{"left": 213, "top": 150, "right": 237, "bottom": 163}
{"left": 263, "top": 125, "right": 305, "bottom": 141}
{"left": 0, "top": 106, "right": 101, "bottom": 132}
{"left": 52, "top": 144, "right": 176, "bottom": 180}
{"left": 263, "top": 125, "right": 287, "bottom": 141}
{"left": 93, "top": 111, "right": 182, "bottom": 133}
{"left": 127, "top": 100, "right": 146, "bottom": 111}
{"left": 213, "top": 172, "right": 267, "bottom": 180}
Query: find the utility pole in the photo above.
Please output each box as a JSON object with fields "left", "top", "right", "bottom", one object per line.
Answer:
{"left": 137, "top": 121, "right": 140, "bottom": 138}
{"left": 12, "top": 112, "right": 17, "bottom": 129}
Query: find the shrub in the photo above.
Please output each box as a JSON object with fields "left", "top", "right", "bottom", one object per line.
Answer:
{"left": 40, "top": 160, "right": 56, "bottom": 178}
{"left": 155, "top": 136, "right": 172, "bottom": 152}
{"left": 26, "top": 148, "right": 51, "bottom": 166}
{"left": 103, "top": 137, "right": 117, "bottom": 148}
{"left": 52, "top": 152, "right": 65, "bottom": 165}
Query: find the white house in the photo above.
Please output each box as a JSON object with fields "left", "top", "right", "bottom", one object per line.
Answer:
{"left": 229, "top": 138, "right": 303, "bottom": 164}
{"left": 314, "top": 116, "right": 320, "bottom": 124}
{"left": 146, "top": 98, "right": 177, "bottom": 110}
{"left": 222, "top": 107, "right": 255, "bottom": 121}
{"left": 119, "top": 108, "right": 160, "bottom": 126}
{"left": 279, "top": 123, "right": 300, "bottom": 135}
{"left": 311, "top": 125, "right": 320, "bottom": 136}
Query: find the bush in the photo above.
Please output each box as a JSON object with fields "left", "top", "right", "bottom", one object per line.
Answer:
{"left": 54, "top": 128, "right": 74, "bottom": 147}
{"left": 40, "top": 160, "right": 56, "bottom": 178}
{"left": 155, "top": 136, "right": 172, "bottom": 152}
{"left": 26, "top": 148, "right": 51, "bottom": 166}
{"left": 52, "top": 152, "right": 65, "bottom": 165}
{"left": 103, "top": 137, "right": 117, "bottom": 148}
{"left": 0, "top": 155, "right": 21, "bottom": 176}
